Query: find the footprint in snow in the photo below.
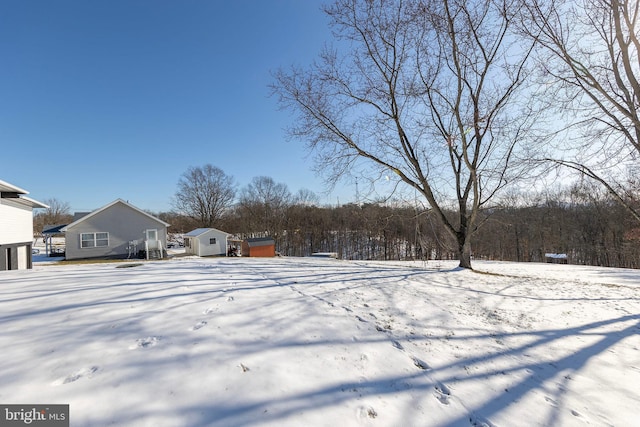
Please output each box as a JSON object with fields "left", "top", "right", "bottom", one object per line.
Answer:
{"left": 412, "top": 357, "right": 430, "bottom": 370}
{"left": 227, "top": 296, "right": 234, "bottom": 302}
{"left": 434, "top": 382, "right": 451, "bottom": 405}
{"left": 469, "top": 415, "right": 496, "bottom": 427}
{"left": 203, "top": 307, "right": 218, "bottom": 315}
{"left": 130, "top": 336, "right": 161, "bottom": 349}
{"left": 356, "top": 406, "right": 378, "bottom": 420}
{"left": 53, "top": 366, "right": 99, "bottom": 386}
{"left": 375, "top": 324, "right": 392, "bottom": 332}
{"left": 191, "top": 320, "right": 207, "bottom": 331}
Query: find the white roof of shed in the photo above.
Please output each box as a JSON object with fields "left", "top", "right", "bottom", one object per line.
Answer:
{"left": 545, "top": 253, "right": 568, "bottom": 259}
{"left": 184, "top": 227, "right": 231, "bottom": 237}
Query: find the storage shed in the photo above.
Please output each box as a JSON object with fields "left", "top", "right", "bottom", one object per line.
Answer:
{"left": 242, "top": 237, "right": 276, "bottom": 257}
{"left": 545, "top": 253, "right": 568, "bottom": 264}
{"left": 184, "top": 228, "right": 231, "bottom": 257}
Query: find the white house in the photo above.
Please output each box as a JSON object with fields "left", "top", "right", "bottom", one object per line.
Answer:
{"left": 184, "top": 228, "right": 231, "bottom": 257}
{"left": 0, "top": 179, "right": 48, "bottom": 270}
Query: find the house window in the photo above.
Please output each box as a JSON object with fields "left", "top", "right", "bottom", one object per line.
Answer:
{"left": 96, "top": 232, "right": 109, "bottom": 247}
{"left": 81, "top": 232, "right": 109, "bottom": 248}
{"left": 209, "top": 238, "right": 217, "bottom": 245}
{"left": 145, "top": 229, "right": 158, "bottom": 241}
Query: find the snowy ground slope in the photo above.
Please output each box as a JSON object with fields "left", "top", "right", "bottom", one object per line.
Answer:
{"left": 0, "top": 258, "right": 638, "bottom": 427}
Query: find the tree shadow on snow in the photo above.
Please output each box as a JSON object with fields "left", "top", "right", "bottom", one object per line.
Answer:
{"left": 5, "top": 258, "right": 639, "bottom": 426}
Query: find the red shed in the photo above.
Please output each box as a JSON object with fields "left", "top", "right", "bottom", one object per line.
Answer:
{"left": 242, "top": 237, "right": 276, "bottom": 257}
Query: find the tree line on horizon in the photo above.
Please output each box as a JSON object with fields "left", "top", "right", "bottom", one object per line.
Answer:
{"left": 176, "top": 173, "right": 639, "bottom": 269}
{"left": 170, "top": 174, "right": 640, "bottom": 269}
{"left": 33, "top": 166, "right": 640, "bottom": 269}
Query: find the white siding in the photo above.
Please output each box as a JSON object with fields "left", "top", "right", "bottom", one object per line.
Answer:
{"left": 0, "top": 199, "right": 33, "bottom": 244}
{"left": 184, "top": 229, "right": 228, "bottom": 257}
{"left": 197, "top": 230, "right": 227, "bottom": 257}
{"left": 184, "top": 237, "right": 198, "bottom": 256}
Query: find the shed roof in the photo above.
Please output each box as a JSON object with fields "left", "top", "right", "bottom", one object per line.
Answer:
{"left": 545, "top": 253, "right": 568, "bottom": 259}
{"left": 245, "top": 237, "right": 275, "bottom": 247}
{"left": 185, "top": 227, "right": 231, "bottom": 237}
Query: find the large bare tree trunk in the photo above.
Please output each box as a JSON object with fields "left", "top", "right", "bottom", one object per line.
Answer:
{"left": 456, "top": 234, "right": 473, "bottom": 269}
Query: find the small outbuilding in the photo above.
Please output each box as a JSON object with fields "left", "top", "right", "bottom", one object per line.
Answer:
{"left": 545, "top": 253, "right": 568, "bottom": 264}
{"left": 184, "top": 228, "right": 231, "bottom": 257}
{"left": 242, "top": 237, "right": 276, "bottom": 257}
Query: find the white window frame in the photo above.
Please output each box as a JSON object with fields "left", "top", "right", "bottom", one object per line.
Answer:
{"left": 80, "top": 232, "right": 109, "bottom": 249}
{"left": 145, "top": 229, "right": 158, "bottom": 241}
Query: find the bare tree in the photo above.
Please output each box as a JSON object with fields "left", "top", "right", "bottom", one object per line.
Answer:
{"left": 33, "top": 198, "right": 73, "bottom": 235}
{"left": 273, "top": 0, "right": 535, "bottom": 268}
{"left": 172, "top": 164, "right": 236, "bottom": 228}
{"left": 238, "top": 176, "right": 292, "bottom": 239}
{"left": 519, "top": 0, "right": 640, "bottom": 223}
{"left": 293, "top": 188, "right": 320, "bottom": 206}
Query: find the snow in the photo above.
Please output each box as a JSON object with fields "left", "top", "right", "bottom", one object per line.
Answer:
{"left": 1, "top": 257, "right": 639, "bottom": 426}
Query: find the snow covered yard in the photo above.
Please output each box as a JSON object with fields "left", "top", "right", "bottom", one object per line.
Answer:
{"left": 0, "top": 258, "right": 638, "bottom": 427}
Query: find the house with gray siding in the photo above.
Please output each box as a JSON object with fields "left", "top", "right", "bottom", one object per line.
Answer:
{"left": 61, "top": 199, "right": 170, "bottom": 260}
{"left": 0, "top": 179, "right": 48, "bottom": 270}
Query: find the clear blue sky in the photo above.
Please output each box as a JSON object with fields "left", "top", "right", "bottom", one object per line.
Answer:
{"left": 0, "top": 0, "right": 356, "bottom": 212}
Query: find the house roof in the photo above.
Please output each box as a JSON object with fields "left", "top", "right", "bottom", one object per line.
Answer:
{"left": 6, "top": 195, "right": 49, "bottom": 209}
{"left": 185, "top": 227, "right": 231, "bottom": 237}
{"left": 0, "top": 179, "right": 28, "bottom": 194}
{"left": 0, "top": 179, "right": 49, "bottom": 209}
{"left": 60, "top": 199, "right": 170, "bottom": 231}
